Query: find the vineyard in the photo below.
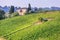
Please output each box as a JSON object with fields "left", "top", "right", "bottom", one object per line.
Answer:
{"left": 0, "top": 11, "right": 60, "bottom": 40}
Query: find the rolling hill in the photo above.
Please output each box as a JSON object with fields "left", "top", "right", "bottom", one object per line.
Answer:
{"left": 0, "top": 11, "right": 60, "bottom": 40}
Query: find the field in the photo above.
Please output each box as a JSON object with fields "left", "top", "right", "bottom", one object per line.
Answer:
{"left": 0, "top": 11, "right": 60, "bottom": 40}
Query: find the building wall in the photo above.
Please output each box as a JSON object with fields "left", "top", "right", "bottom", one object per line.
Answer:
{"left": 17, "top": 9, "right": 27, "bottom": 15}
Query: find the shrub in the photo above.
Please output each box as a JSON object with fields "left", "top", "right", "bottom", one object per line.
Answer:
{"left": 9, "top": 12, "right": 19, "bottom": 17}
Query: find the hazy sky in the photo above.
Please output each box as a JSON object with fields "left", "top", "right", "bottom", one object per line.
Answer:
{"left": 0, "top": 0, "right": 60, "bottom": 8}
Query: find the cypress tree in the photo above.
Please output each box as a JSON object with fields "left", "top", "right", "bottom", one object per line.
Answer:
{"left": 9, "top": 6, "right": 14, "bottom": 14}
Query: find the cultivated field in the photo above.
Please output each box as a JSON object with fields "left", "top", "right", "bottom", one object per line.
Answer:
{"left": 0, "top": 11, "right": 60, "bottom": 40}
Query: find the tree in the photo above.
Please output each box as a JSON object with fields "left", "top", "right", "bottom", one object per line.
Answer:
{"left": 38, "top": 8, "right": 43, "bottom": 13}
{"left": 34, "top": 7, "right": 38, "bottom": 11}
{"left": 9, "top": 6, "right": 14, "bottom": 14}
{"left": 0, "top": 9, "right": 5, "bottom": 20}
{"left": 27, "top": 3, "right": 32, "bottom": 13}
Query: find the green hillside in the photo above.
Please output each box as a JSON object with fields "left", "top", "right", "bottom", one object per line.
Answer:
{"left": 0, "top": 11, "right": 60, "bottom": 40}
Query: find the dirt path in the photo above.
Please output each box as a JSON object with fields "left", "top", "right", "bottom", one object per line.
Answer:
{"left": 33, "top": 21, "right": 43, "bottom": 25}
{"left": 0, "top": 37, "right": 6, "bottom": 40}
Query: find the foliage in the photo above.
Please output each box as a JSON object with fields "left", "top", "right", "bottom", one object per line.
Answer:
{"left": 27, "top": 3, "right": 32, "bottom": 13}
{"left": 0, "top": 9, "right": 5, "bottom": 20}
{"left": 10, "top": 12, "right": 19, "bottom": 17}
{"left": 9, "top": 6, "right": 14, "bottom": 14}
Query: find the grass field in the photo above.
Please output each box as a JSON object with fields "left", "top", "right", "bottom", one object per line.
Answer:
{"left": 0, "top": 11, "right": 60, "bottom": 40}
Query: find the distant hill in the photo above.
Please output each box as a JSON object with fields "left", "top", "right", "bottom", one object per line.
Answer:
{"left": 0, "top": 6, "right": 21, "bottom": 12}
{"left": 0, "top": 6, "right": 60, "bottom": 13}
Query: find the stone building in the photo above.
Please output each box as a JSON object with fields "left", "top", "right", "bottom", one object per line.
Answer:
{"left": 17, "top": 8, "right": 27, "bottom": 15}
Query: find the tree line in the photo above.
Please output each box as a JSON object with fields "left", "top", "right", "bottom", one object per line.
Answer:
{"left": 0, "top": 3, "right": 32, "bottom": 20}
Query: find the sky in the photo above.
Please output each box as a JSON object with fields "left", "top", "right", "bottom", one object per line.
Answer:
{"left": 0, "top": 0, "right": 60, "bottom": 8}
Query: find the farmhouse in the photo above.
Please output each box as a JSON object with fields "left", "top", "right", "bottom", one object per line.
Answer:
{"left": 17, "top": 8, "right": 27, "bottom": 15}
{"left": 17, "top": 8, "right": 38, "bottom": 15}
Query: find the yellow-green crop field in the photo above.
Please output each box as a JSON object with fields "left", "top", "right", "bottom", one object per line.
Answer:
{"left": 0, "top": 11, "right": 60, "bottom": 40}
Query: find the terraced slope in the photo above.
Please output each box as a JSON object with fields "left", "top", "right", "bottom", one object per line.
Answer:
{"left": 0, "top": 11, "right": 60, "bottom": 40}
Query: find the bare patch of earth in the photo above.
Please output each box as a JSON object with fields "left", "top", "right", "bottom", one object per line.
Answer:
{"left": 0, "top": 37, "right": 6, "bottom": 40}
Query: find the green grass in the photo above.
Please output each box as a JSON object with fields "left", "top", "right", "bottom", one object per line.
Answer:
{"left": 0, "top": 11, "right": 60, "bottom": 40}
